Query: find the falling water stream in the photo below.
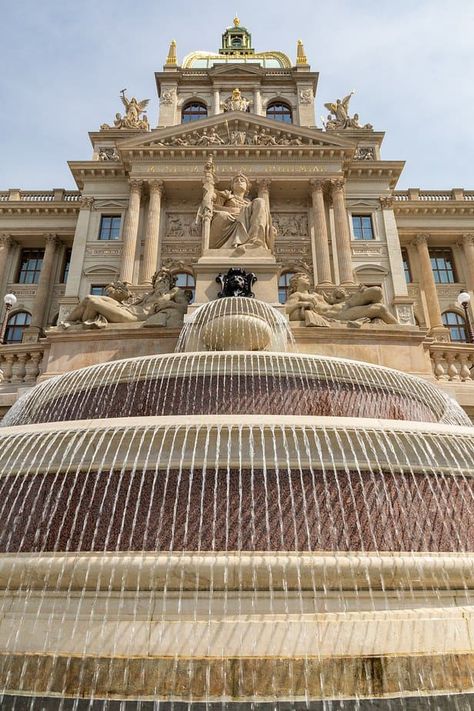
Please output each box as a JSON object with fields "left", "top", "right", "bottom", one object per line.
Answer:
{"left": 0, "top": 297, "right": 474, "bottom": 709}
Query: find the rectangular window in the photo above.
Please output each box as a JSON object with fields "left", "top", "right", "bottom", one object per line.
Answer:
{"left": 429, "top": 248, "right": 456, "bottom": 284}
{"left": 401, "top": 249, "right": 412, "bottom": 283}
{"left": 352, "top": 215, "right": 374, "bottom": 240}
{"left": 61, "top": 248, "right": 72, "bottom": 283}
{"left": 98, "top": 215, "right": 121, "bottom": 241}
{"left": 17, "top": 249, "right": 44, "bottom": 284}
{"left": 90, "top": 285, "right": 108, "bottom": 296}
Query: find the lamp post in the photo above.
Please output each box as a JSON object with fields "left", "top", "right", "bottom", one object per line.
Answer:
{"left": 457, "top": 291, "right": 474, "bottom": 344}
{"left": 0, "top": 293, "right": 17, "bottom": 345}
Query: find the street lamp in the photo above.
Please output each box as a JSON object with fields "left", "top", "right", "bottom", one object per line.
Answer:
{"left": 0, "top": 293, "right": 17, "bottom": 345}
{"left": 457, "top": 291, "right": 474, "bottom": 344}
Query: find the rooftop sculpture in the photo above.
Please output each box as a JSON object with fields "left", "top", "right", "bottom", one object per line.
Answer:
{"left": 324, "top": 91, "right": 373, "bottom": 130}
{"left": 100, "top": 89, "right": 150, "bottom": 131}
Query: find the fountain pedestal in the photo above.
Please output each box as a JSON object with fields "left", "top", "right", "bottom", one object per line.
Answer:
{"left": 193, "top": 253, "right": 280, "bottom": 304}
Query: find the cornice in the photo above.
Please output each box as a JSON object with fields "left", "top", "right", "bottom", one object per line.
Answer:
{"left": 394, "top": 203, "right": 474, "bottom": 217}
{"left": 0, "top": 202, "right": 80, "bottom": 216}
{"left": 67, "top": 162, "right": 128, "bottom": 190}
{"left": 346, "top": 161, "right": 405, "bottom": 190}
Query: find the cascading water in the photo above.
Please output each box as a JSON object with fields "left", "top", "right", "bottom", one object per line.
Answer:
{"left": 0, "top": 297, "right": 474, "bottom": 710}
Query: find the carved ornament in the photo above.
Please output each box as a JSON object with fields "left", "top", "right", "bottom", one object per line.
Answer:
{"left": 355, "top": 146, "right": 375, "bottom": 160}
{"left": 98, "top": 147, "right": 120, "bottom": 162}
{"left": 79, "top": 196, "right": 95, "bottom": 210}
{"left": 380, "top": 196, "right": 394, "bottom": 209}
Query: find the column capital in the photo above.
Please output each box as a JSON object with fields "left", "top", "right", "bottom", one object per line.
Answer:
{"left": 461, "top": 233, "right": 474, "bottom": 246}
{"left": 0, "top": 233, "right": 15, "bottom": 248}
{"left": 413, "top": 233, "right": 430, "bottom": 247}
{"left": 79, "top": 196, "right": 95, "bottom": 210}
{"left": 148, "top": 179, "right": 165, "bottom": 195}
{"left": 309, "top": 178, "right": 327, "bottom": 193}
{"left": 43, "top": 233, "right": 61, "bottom": 249}
{"left": 330, "top": 178, "right": 346, "bottom": 193}
{"left": 257, "top": 178, "right": 271, "bottom": 191}
{"left": 129, "top": 179, "right": 144, "bottom": 194}
{"left": 380, "top": 196, "right": 394, "bottom": 209}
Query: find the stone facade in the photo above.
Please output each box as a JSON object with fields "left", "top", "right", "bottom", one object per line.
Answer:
{"left": 1, "top": 23, "right": 474, "bottom": 420}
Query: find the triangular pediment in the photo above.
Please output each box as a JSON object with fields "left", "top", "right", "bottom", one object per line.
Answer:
{"left": 118, "top": 112, "right": 357, "bottom": 154}
{"left": 208, "top": 64, "right": 265, "bottom": 77}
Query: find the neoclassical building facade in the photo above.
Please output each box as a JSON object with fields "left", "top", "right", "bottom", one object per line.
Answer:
{"left": 1, "top": 19, "right": 474, "bottom": 418}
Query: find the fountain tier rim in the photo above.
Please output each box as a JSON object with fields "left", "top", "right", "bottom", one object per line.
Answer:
{"left": 2, "top": 551, "right": 474, "bottom": 592}
{"left": 2, "top": 413, "right": 473, "bottom": 437}
{"left": 1, "top": 415, "right": 473, "bottom": 479}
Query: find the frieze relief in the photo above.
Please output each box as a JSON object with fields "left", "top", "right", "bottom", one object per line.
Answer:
{"left": 148, "top": 164, "right": 324, "bottom": 176}
{"left": 165, "top": 213, "right": 201, "bottom": 239}
{"left": 272, "top": 213, "right": 309, "bottom": 239}
{"left": 150, "top": 124, "right": 310, "bottom": 148}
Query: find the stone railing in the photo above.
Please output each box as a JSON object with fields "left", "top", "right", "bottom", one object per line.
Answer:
{"left": 0, "top": 345, "right": 45, "bottom": 386}
{"left": 394, "top": 189, "right": 474, "bottom": 202}
{"left": 0, "top": 189, "right": 81, "bottom": 202}
{"left": 429, "top": 343, "right": 474, "bottom": 382}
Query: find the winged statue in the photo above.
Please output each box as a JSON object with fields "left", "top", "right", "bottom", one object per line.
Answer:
{"left": 323, "top": 91, "right": 373, "bottom": 131}
{"left": 100, "top": 90, "right": 150, "bottom": 131}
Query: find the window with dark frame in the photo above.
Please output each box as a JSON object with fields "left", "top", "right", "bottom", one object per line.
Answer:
{"left": 98, "top": 215, "right": 121, "bottom": 241}
{"left": 429, "top": 248, "right": 457, "bottom": 283}
{"left": 17, "top": 249, "right": 44, "bottom": 284}
{"left": 62, "top": 248, "right": 72, "bottom": 283}
{"left": 266, "top": 102, "right": 292, "bottom": 123}
{"left": 401, "top": 249, "right": 412, "bottom": 283}
{"left": 352, "top": 215, "right": 374, "bottom": 240}
{"left": 181, "top": 102, "right": 208, "bottom": 123}
{"left": 442, "top": 311, "right": 466, "bottom": 342}
{"left": 90, "top": 285, "right": 108, "bottom": 296}
{"left": 174, "top": 272, "right": 195, "bottom": 303}
{"left": 5, "top": 311, "right": 31, "bottom": 343}
{"left": 278, "top": 271, "right": 295, "bottom": 304}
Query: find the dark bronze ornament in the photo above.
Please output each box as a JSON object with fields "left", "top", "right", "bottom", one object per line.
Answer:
{"left": 216, "top": 268, "right": 257, "bottom": 298}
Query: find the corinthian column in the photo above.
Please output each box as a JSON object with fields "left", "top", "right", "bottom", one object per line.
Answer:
{"left": 0, "top": 234, "right": 15, "bottom": 286}
{"left": 141, "top": 180, "right": 164, "bottom": 285}
{"left": 331, "top": 179, "right": 354, "bottom": 285}
{"left": 413, "top": 234, "right": 444, "bottom": 331}
{"left": 309, "top": 180, "right": 332, "bottom": 286}
{"left": 120, "top": 180, "right": 143, "bottom": 284}
{"left": 30, "top": 234, "right": 60, "bottom": 333}
{"left": 460, "top": 234, "right": 474, "bottom": 291}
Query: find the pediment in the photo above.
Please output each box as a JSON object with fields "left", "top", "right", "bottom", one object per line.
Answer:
{"left": 118, "top": 112, "right": 357, "bottom": 154}
{"left": 208, "top": 64, "right": 265, "bottom": 77}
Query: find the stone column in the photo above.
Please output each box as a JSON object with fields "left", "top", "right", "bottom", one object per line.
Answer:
{"left": 413, "top": 234, "right": 445, "bottom": 332}
{"left": 29, "top": 234, "right": 60, "bottom": 336}
{"left": 310, "top": 180, "right": 332, "bottom": 286}
{"left": 120, "top": 180, "right": 143, "bottom": 284}
{"left": 0, "top": 234, "right": 15, "bottom": 287}
{"left": 460, "top": 234, "right": 474, "bottom": 292}
{"left": 213, "top": 88, "right": 220, "bottom": 115}
{"left": 330, "top": 179, "right": 354, "bottom": 285}
{"left": 253, "top": 88, "right": 262, "bottom": 116}
{"left": 380, "top": 196, "right": 416, "bottom": 325}
{"left": 141, "top": 180, "right": 164, "bottom": 285}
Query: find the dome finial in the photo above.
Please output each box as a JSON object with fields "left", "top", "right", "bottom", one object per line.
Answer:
{"left": 296, "top": 39, "right": 308, "bottom": 65}
{"left": 165, "top": 39, "right": 177, "bottom": 66}
{"left": 233, "top": 14, "right": 240, "bottom": 27}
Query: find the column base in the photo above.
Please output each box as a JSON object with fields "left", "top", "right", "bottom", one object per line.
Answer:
{"left": 428, "top": 325, "right": 451, "bottom": 342}
{"left": 22, "top": 326, "right": 43, "bottom": 344}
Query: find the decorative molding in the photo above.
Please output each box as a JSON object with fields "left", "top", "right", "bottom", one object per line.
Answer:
{"left": 85, "top": 245, "right": 123, "bottom": 257}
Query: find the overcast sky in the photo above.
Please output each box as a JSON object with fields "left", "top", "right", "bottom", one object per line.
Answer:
{"left": 1, "top": 0, "right": 472, "bottom": 190}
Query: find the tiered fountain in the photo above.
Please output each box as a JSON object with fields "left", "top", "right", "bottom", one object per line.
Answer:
{"left": 0, "top": 295, "right": 474, "bottom": 709}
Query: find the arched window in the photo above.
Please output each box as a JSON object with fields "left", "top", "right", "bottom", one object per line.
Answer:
{"left": 278, "top": 271, "right": 295, "bottom": 304}
{"left": 266, "top": 102, "right": 292, "bottom": 123}
{"left": 182, "top": 102, "right": 207, "bottom": 123}
{"left": 175, "top": 272, "right": 196, "bottom": 304}
{"left": 5, "top": 311, "right": 31, "bottom": 344}
{"left": 442, "top": 311, "right": 466, "bottom": 342}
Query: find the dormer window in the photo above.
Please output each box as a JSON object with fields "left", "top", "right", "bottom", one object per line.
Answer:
{"left": 266, "top": 102, "right": 292, "bottom": 123}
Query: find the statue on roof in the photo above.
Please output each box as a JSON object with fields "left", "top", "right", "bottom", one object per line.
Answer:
{"left": 324, "top": 91, "right": 373, "bottom": 130}
{"left": 100, "top": 90, "right": 150, "bottom": 131}
{"left": 222, "top": 88, "right": 250, "bottom": 112}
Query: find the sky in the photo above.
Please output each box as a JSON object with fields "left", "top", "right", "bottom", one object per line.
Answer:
{"left": 1, "top": 0, "right": 473, "bottom": 191}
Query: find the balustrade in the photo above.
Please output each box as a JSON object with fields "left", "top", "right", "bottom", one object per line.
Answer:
{"left": 429, "top": 344, "right": 474, "bottom": 382}
{"left": 0, "top": 346, "right": 45, "bottom": 386}
{"left": 0, "top": 190, "right": 81, "bottom": 202}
